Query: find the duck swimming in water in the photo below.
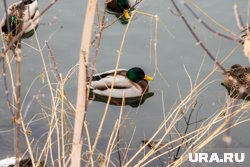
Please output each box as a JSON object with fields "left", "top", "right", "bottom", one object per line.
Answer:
{"left": 107, "top": 0, "right": 138, "bottom": 24}
{"left": 89, "top": 67, "right": 153, "bottom": 98}
{"left": 1, "top": 0, "right": 39, "bottom": 40}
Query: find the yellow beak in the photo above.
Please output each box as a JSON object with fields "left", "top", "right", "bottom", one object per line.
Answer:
{"left": 123, "top": 9, "right": 131, "bottom": 19}
{"left": 144, "top": 75, "right": 153, "bottom": 81}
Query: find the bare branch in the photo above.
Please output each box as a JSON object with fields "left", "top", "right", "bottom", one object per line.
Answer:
{"left": 233, "top": 3, "right": 245, "bottom": 31}
{"left": 171, "top": 0, "right": 227, "bottom": 73}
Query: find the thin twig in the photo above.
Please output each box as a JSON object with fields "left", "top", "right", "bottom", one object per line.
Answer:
{"left": 2, "top": 50, "right": 15, "bottom": 117}
{"left": 45, "top": 41, "right": 73, "bottom": 163}
{"left": 14, "top": 46, "right": 22, "bottom": 167}
{"left": 189, "top": 0, "right": 239, "bottom": 38}
{"left": 182, "top": 1, "right": 239, "bottom": 42}
{"left": 171, "top": 0, "right": 227, "bottom": 73}
{"left": 174, "top": 102, "right": 198, "bottom": 161}
{"left": 45, "top": 42, "right": 75, "bottom": 114}
{"left": 233, "top": 3, "right": 245, "bottom": 31}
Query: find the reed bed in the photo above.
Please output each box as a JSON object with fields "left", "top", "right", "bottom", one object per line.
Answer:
{"left": 0, "top": 0, "right": 249, "bottom": 166}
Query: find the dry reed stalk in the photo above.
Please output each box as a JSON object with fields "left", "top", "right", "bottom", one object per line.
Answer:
{"left": 1, "top": 48, "right": 18, "bottom": 117}
{"left": 121, "top": 124, "right": 137, "bottom": 166}
{"left": 87, "top": 0, "right": 108, "bottom": 101}
{"left": 19, "top": 107, "right": 36, "bottom": 166}
{"left": 233, "top": 3, "right": 245, "bottom": 30}
{"left": 2, "top": 55, "right": 14, "bottom": 117}
{"left": 46, "top": 42, "right": 76, "bottom": 116}
{"left": 45, "top": 42, "right": 68, "bottom": 166}
{"left": 14, "top": 46, "right": 21, "bottom": 167}
{"left": 104, "top": 97, "right": 125, "bottom": 167}
{"left": 59, "top": 73, "right": 66, "bottom": 167}
{"left": 2, "top": 44, "right": 25, "bottom": 166}
{"left": 103, "top": 121, "right": 120, "bottom": 166}
{"left": 14, "top": 2, "right": 25, "bottom": 165}
{"left": 46, "top": 43, "right": 73, "bottom": 160}
{"left": 70, "top": 0, "right": 97, "bottom": 167}
{"left": 33, "top": 30, "right": 58, "bottom": 166}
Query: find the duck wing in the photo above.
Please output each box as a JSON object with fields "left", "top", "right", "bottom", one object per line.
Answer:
{"left": 90, "top": 69, "right": 127, "bottom": 81}
{"left": 22, "top": 9, "right": 39, "bottom": 35}
{"left": 93, "top": 86, "right": 142, "bottom": 98}
{"left": 21, "top": 0, "right": 38, "bottom": 21}
{"left": 91, "top": 75, "right": 132, "bottom": 90}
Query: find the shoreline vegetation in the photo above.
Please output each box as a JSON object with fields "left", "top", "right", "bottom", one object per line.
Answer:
{"left": 0, "top": 0, "right": 250, "bottom": 166}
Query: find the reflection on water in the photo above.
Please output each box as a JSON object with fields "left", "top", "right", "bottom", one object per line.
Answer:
{"left": 89, "top": 91, "right": 154, "bottom": 107}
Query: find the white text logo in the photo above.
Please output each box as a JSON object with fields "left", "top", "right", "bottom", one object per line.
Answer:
{"left": 189, "top": 153, "right": 245, "bottom": 163}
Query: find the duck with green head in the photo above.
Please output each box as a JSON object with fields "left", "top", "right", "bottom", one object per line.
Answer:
{"left": 1, "top": 0, "right": 39, "bottom": 40}
{"left": 107, "top": 0, "right": 138, "bottom": 24}
{"left": 89, "top": 67, "right": 153, "bottom": 98}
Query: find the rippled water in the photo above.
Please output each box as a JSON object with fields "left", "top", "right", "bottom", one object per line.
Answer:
{"left": 0, "top": 0, "right": 249, "bottom": 165}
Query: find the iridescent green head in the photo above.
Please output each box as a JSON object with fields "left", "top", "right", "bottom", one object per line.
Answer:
{"left": 9, "top": 15, "right": 18, "bottom": 28}
{"left": 1, "top": 15, "right": 19, "bottom": 35}
{"left": 9, "top": 15, "right": 17, "bottom": 23}
{"left": 107, "top": 0, "right": 135, "bottom": 24}
{"left": 117, "top": 0, "right": 130, "bottom": 10}
{"left": 126, "top": 67, "right": 153, "bottom": 83}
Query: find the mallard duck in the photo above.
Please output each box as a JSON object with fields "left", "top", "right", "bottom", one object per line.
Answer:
{"left": 89, "top": 67, "right": 153, "bottom": 98}
{"left": 1, "top": 0, "right": 39, "bottom": 39}
{"left": 221, "top": 64, "right": 250, "bottom": 100}
{"left": 107, "top": 0, "right": 137, "bottom": 24}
